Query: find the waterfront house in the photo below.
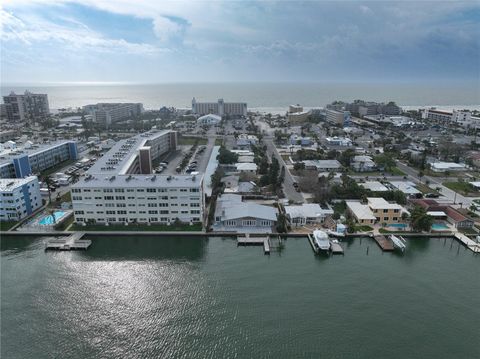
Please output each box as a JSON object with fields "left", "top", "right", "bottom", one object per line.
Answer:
{"left": 213, "top": 194, "right": 277, "bottom": 232}
{"left": 284, "top": 203, "right": 334, "bottom": 227}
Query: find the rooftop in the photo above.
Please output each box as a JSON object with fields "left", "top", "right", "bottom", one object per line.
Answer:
{"left": 0, "top": 140, "right": 74, "bottom": 167}
{"left": 367, "top": 197, "right": 403, "bottom": 210}
{"left": 87, "top": 130, "right": 172, "bottom": 175}
{"left": 361, "top": 181, "right": 389, "bottom": 192}
{"left": 0, "top": 176, "right": 37, "bottom": 191}
{"left": 72, "top": 173, "right": 203, "bottom": 189}
{"left": 346, "top": 201, "right": 376, "bottom": 220}
{"left": 284, "top": 203, "right": 333, "bottom": 218}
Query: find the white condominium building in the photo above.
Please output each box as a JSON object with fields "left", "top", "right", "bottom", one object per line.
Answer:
{"left": 71, "top": 130, "right": 205, "bottom": 226}
{"left": 0, "top": 176, "right": 42, "bottom": 221}
{"left": 83, "top": 103, "right": 144, "bottom": 127}
{"left": 192, "top": 98, "right": 247, "bottom": 117}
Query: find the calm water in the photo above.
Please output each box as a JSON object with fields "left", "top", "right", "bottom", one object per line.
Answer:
{"left": 2, "top": 82, "right": 479, "bottom": 111}
{"left": 1, "top": 236, "right": 479, "bottom": 359}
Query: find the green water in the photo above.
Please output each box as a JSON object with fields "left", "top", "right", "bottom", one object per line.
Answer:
{"left": 1, "top": 236, "right": 479, "bottom": 359}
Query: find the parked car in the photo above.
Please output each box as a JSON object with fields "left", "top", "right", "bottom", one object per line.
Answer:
{"left": 425, "top": 193, "right": 440, "bottom": 198}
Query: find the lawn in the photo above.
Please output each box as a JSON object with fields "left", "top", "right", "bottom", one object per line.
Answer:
{"left": 353, "top": 225, "right": 373, "bottom": 232}
{"left": 443, "top": 181, "right": 480, "bottom": 196}
{"left": 178, "top": 136, "right": 208, "bottom": 146}
{"left": 70, "top": 223, "right": 203, "bottom": 232}
{"left": 0, "top": 221, "right": 18, "bottom": 231}
{"left": 415, "top": 182, "right": 438, "bottom": 194}
{"left": 214, "top": 138, "right": 223, "bottom": 146}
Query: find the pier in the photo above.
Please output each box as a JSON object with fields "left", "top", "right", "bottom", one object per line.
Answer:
{"left": 373, "top": 235, "right": 394, "bottom": 251}
{"left": 45, "top": 232, "right": 91, "bottom": 251}
{"left": 454, "top": 233, "right": 480, "bottom": 253}
{"left": 237, "top": 233, "right": 271, "bottom": 254}
{"left": 330, "top": 240, "right": 344, "bottom": 255}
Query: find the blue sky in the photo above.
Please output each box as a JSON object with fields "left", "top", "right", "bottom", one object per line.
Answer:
{"left": 1, "top": 0, "right": 479, "bottom": 84}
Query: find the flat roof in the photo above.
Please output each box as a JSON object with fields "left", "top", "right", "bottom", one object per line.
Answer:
{"left": 0, "top": 140, "right": 74, "bottom": 167}
{"left": 72, "top": 173, "right": 203, "bottom": 189}
{"left": 389, "top": 181, "right": 421, "bottom": 194}
{"left": 367, "top": 197, "right": 403, "bottom": 210}
{"left": 346, "top": 201, "right": 376, "bottom": 220}
{"left": 87, "top": 130, "right": 172, "bottom": 175}
{"left": 0, "top": 176, "right": 37, "bottom": 191}
{"left": 361, "top": 181, "right": 389, "bottom": 192}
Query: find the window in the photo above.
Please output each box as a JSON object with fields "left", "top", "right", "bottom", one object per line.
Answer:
{"left": 115, "top": 196, "right": 125, "bottom": 200}
{"left": 243, "top": 219, "right": 256, "bottom": 226}
{"left": 160, "top": 210, "right": 168, "bottom": 214}
{"left": 181, "top": 210, "right": 188, "bottom": 214}
{"left": 190, "top": 210, "right": 200, "bottom": 214}
{"left": 106, "top": 210, "right": 116, "bottom": 214}
{"left": 383, "top": 217, "right": 389, "bottom": 221}
{"left": 126, "top": 189, "right": 134, "bottom": 192}
{"left": 117, "top": 203, "right": 126, "bottom": 207}
{"left": 105, "top": 196, "right": 114, "bottom": 200}
{"left": 392, "top": 217, "right": 398, "bottom": 221}
{"left": 72, "top": 196, "right": 82, "bottom": 201}
{"left": 161, "top": 196, "right": 168, "bottom": 200}
{"left": 148, "top": 203, "right": 157, "bottom": 207}
{"left": 190, "top": 203, "right": 200, "bottom": 207}
{"left": 115, "top": 189, "right": 124, "bottom": 193}
{"left": 137, "top": 189, "right": 145, "bottom": 192}
{"left": 148, "top": 210, "right": 158, "bottom": 214}
{"left": 103, "top": 189, "right": 113, "bottom": 193}
{"left": 180, "top": 189, "right": 187, "bottom": 192}
{"left": 117, "top": 210, "right": 127, "bottom": 215}
{"left": 146, "top": 188, "right": 156, "bottom": 193}
{"left": 190, "top": 188, "right": 199, "bottom": 192}
{"left": 147, "top": 197, "right": 156, "bottom": 200}
{"left": 74, "top": 210, "right": 84, "bottom": 215}
{"left": 71, "top": 188, "right": 81, "bottom": 193}
{"left": 383, "top": 209, "right": 388, "bottom": 213}
{"left": 105, "top": 203, "right": 115, "bottom": 207}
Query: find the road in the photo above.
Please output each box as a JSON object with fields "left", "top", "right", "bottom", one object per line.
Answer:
{"left": 396, "top": 161, "right": 475, "bottom": 208}
{"left": 265, "top": 137, "right": 304, "bottom": 203}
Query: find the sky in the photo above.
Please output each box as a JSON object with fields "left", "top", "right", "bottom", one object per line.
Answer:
{"left": 1, "top": 0, "right": 479, "bottom": 84}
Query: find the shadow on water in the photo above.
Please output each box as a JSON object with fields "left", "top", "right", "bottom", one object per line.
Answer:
{"left": 78, "top": 235, "right": 208, "bottom": 261}
{"left": 1, "top": 236, "right": 42, "bottom": 254}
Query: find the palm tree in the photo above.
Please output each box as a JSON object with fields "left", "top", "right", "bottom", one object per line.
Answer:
{"left": 44, "top": 176, "right": 53, "bottom": 204}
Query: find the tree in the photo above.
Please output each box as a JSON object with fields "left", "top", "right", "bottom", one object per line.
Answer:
{"left": 217, "top": 146, "right": 238, "bottom": 164}
{"left": 44, "top": 176, "right": 53, "bottom": 204}
{"left": 210, "top": 168, "right": 225, "bottom": 196}
{"left": 410, "top": 205, "right": 433, "bottom": 232}
{"left": 375, "top": 153, "right": 396, "bottom": 172}
{"left": 276, "top": 213, "right": 288, "bottom": 233}
{"left": 293, "top": 162, "right": 305, "bottom": 171}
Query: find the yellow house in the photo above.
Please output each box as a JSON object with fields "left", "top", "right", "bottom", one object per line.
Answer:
{"left": 367, "top": 197, "right": 403, "bottom": 224}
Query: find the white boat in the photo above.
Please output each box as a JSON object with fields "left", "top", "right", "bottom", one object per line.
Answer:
{"left": 390, "top": 235, "right": 406, "bottom": 252}
{"left": 313, "top": 229, "right": 331, "bottom": 251}
{"left": 326, "top": 229, "right": 345, "bottom": 238}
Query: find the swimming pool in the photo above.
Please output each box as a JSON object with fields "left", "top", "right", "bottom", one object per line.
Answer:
{"left": 431, "top": 223, "right": 450, "bottom": 231}
{"left": 387, "top": 223, "right": 408, "bottom": 229}
{"left": 38, "top": 211, "right": 66, "bottom": 225}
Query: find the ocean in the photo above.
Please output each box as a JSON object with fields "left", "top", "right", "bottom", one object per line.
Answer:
{"left": 1, "top": 82, "right": 479, "bottom": 113}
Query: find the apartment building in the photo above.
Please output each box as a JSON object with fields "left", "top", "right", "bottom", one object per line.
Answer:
{"left": 3, "top": 91, "right": 50, "bottom": 123}
{"left": 71, "top": 130, "right": 204, "bottom": 225}
{"left": 326, "top": 109, "right": 350, "bottom": 126}
{"left": 0, "top": 176, "right": 42, "bottom": 221}
{"left": 192, "top": 98, "right": 247, "bottom": 117}
{"left": 0, "top": 140, "right": 78, "bottom": 178}
{"left": 83, "top": 103, "right": 144, "bottom": 127}
{"left": 423, "top": 108, "right": 452, "bottom": 122}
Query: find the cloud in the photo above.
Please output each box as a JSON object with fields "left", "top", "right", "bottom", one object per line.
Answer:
{"left": 1, "top": 0, "right": 479, "bottom": 83}
{"left": 0, "top": 8, "right": 165, "bottom": 55}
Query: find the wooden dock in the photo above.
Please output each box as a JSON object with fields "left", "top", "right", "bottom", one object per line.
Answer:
{"left": 45, "top": 232, "right": 91, "bottom": 251}
{"left": 454, "top": 233, "right": 480, "bottom": 253}
{"left": 373, "top": 235, "right": 394, "bottom": 251}
{"left": 330, "top": 240, "right": 344, "bottom": 255}
{"left": 237, "top": 234, "right": 270, "bottom": 254}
